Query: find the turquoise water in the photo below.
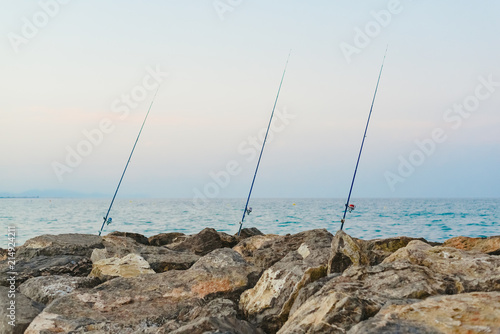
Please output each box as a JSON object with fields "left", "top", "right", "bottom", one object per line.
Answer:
{"left": 0, "top": 198, "right": 498, "bottom": 245}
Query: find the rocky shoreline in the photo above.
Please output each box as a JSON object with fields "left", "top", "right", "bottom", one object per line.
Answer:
{"left": 1, "top": 228, "right": 499, "bottom": 333}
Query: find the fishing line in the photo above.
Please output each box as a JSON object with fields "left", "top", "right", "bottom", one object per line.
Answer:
{"left": 340, "top": 46, "right": 388, "bottom": 231}
{"left": 98, "top": 85, "right": 161, "bottom": 236}
{"left": 237, "top": 50, "right": 292, "bottom": 236}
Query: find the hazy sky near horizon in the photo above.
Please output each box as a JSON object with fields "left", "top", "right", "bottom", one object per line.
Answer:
{"left": 1, "top": 0, "right": 499, "bottom": 199}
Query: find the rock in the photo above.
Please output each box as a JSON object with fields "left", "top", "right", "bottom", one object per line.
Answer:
{"left": 328, "top": 230, "right": 431, "bottom": 274}
{"left": 0, "top": 255, "right": 92, "bottom": 286}
{"left": 0, "top": 234, "right": 102, "bottom": 286}
{"left": 19, "top": 275, "right": 103, "bottom": 305}
{"left": 240, "top": 229, "right": 333, "bottom": 333}
{"left": 363, "top": 236, "right": 434, "bottom": 264}
{"left": 348, "top": 292, "right": 500, "bottom": 334}
{"left": 169, "top": 228, "right": 239, "bottom": 256}
{"left": 237, "top": 227, "right": 264, "bottom": 239}
{"left": 328, "top": 230, "right": 369, "bottom": 274}
{"left": 280, "top": 238, "right": 500, "bottom": 333}
{"left": 108, "top": 231, "right": 150, "bottom": 245}
{"left": 169, "top": 316, "right": 265, "bottom": 334}
{"left": 0, "top": 286, "right": 44, "bottom": 334}
{"left": 26, "top": 249, "right": 259, "bottom": 333}
{"left": 93, "top": 235, "right": 200, "bottom": 272}
{"left": 148, "top": 232, "right": 185, "bottom": 246}
{"left": 444, "top": 235, "right": 500, "bottom": 255}
{"left": 288, "top": 274, "right": 340, "bottom": 317}
{"left": 16, "top": 233, "right": 104, "bottom": 259}
{"left": 161, "top": 299, "right": 265, "bottom": 334}
{"left": 0, "top": 247, "right": 7, "bottom": 261}
{"left": 234, "top": 229, "right": 331, "bottom": 273}
{"left": 90, "top": 253, "right": 156, "bottom": 279}
{"left": 277, "top": 261, "right": 460, "bottom": 333}
{"left": 383, "top": 240, "right": 500, "bottom": 292}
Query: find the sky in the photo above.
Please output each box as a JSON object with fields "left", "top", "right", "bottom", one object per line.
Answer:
{"left": 0, "top": 0, "right": 499, "bottom": 199}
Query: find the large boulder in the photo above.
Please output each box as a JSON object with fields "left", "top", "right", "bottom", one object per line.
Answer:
{"left": 168, "top": 228, "right": 239, "bottom": 256}
{"left": 277, "top": 262, "right": 451, "bottom": 334}
{"left": 328, "top": 230, "right": 370, "bottom": 274}
{"left": 148, "top": 232, "right": 185, "bottom": 246}
{"left": 108, "top": 231, "right": 150, "bottom": 245}
{"left": 240, "top": 229, "right": 333, "bottom": 333}
{"left": 278, "top": 237, "right": 500, "bottom": 333}
{"left": 234, "top": 229, "right": 331, "bottom": 273}
{"left": 237, "top": 227, "right": 265, "bottom": 239}
{"left": 443, "top": 235, "right": 500, "bottom": 255}
{"left": 93, "top": 235, "right": 200, "bottom": 272}
{"left": 25, "top": 248, "right": 260, "bottom": 333}
{"left": 19, "top": 275, "right": 103, "bottom": 305}
{"left": 90, "top": 253, "right": 156, "bottom": 279}
{"left": 383, "top": 240, "right": 500, "bottom": 292}
{"left": 16, "top": 234, "right": 104, "bottom": 259}
{"left": 0, "top": 255, "right": 92, "bottom": 287}
{"left": 0, "top": 286, "right": 44, "bottom": 334}
{"left": 161, "top": 299, "right": 265, "bottom": 334}
{"left": 348, "top": 292, "right": 500, "bottom": 334}
{"left": 0, "top": 234, "right": 103, "bottom": 286}
{"left": 328, "top": 230, "right": 431, "bottom": 274}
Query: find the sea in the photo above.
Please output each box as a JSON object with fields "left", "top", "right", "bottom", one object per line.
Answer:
{"left": 1, "top": 198, "right": 498, "bottom": 246}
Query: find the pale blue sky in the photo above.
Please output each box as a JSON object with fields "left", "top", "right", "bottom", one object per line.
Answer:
{"left": 0, "top": 0, "right": 499, "bottom": 198}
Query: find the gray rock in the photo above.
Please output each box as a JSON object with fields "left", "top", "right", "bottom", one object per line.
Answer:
{"left": 0, "top": 255, "right": 92, "bottom": 286}
{"left": 237, "top": 227, "right": 264, "bottom": 239}
{"left": 161, "top": 299, "right": 265, "bottom": 334}
{"left": 16, "top": 233, "right": 104, "bottom": 259}
{"left": 19, "top": 275, "right": 103, "bottom": 305}
{"left": 148, "top": 232, "right": 185, "bottom": 246}
{"left": 0, "top": 286, "right": 44, "bottom": 334}
{"left": 234, "top": 229, "right": 332, "bottom": 273}
{"left": 25, "top": 249, "right": 260, "bottom": 333}
{"left": 169, "top": 228, "right": 239, "bottom": 256}
{"left": 108, "top": 231, "right": 150, "bottom": 245}
{"left": 0, "top": 234, "right": 103, "bottom": 286}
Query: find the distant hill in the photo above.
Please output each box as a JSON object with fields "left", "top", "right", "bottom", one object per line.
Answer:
{"left": 0, "top": 189, "right": 109, "bottom": 198}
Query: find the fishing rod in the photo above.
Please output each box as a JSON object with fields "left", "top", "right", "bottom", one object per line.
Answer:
{"left": 237, "top": 51, "right": 292, "bottom": 236}
{"left": 98, "top": 86, "right": 161, "bottom": 236}
{"left": 340, "top": 47, "right": 388, "bottom": 231}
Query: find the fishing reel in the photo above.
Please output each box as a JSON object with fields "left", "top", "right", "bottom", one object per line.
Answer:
{"left": 103, "top": 217, "right": 113, "bottom": 226}
{"left": 347, "top": 204, "right": 356, "bottom": 213}
{"left": 246, "top": 207, "right": 253, "bottom": 215}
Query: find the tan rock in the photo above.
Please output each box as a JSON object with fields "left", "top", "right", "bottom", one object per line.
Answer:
{"left": 383, "top": 240, "right": 500, "bottom": 292}
{"left": 444, "top": 235, "right": 500, "bottom": 255}
{"left": 348, "top": 292, "right": 500, "bottom": 334}
{"left": 89, "top": 253, "right": 155, "bottom": 278}
{"left": 240, "top": 229, "right": 333, "bottom": 333}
